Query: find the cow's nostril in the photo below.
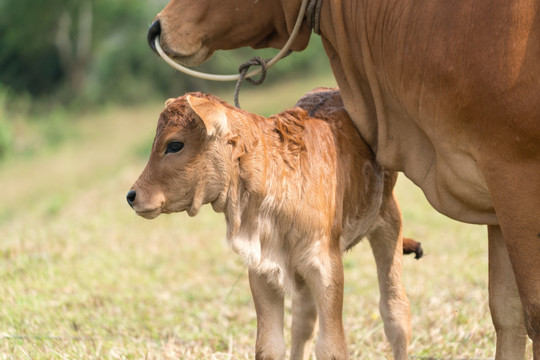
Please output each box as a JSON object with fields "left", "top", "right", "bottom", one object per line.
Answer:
{"left": 126, "top": 190, "right": 137, "bottom": 207}
{"left": 147, "top": 20, "right": 161, "bottom": 53}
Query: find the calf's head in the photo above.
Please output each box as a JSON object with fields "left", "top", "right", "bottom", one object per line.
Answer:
{"left": 127, "top": 94, "right": 232, "bottom": 219}
{"left": 147, "top": 0, "right": 311, "bottom": 66}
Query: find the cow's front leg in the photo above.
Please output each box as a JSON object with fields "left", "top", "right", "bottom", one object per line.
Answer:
{"left": 290, "top": 274, "right": 318, "bottom": 360}
{"left": 482, "top": 161, "right": 540, "bottom": 359}
{"left": 304, "top": 249, "right": 348, "bottom": 360}
{"left": 488, "top": 225, "right": 527, "bottom": 360}
{"left": 367, "top": 193, "right": 411, "bottom": 360}
{"left": 248, "top": 269, "right": 286, "bottom": 360}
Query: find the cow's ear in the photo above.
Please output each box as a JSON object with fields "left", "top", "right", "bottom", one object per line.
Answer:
{"left": 164, "top": 98, "right": 176, "bottom": 108}
{"left": 186, "top": 95, "right": 229, "bottom": 137}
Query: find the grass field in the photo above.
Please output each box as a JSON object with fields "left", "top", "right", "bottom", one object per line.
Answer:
{"left": 0, "top": 74, "right": 532, "bottom": 359}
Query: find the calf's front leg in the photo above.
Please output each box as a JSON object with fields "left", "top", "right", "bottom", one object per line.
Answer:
{"left": 290, "top": 274, "right": 318, "bottom": 360}
{"left": 304, "top": 249, "right": 349, "bottom": 360}
{"left": 249, "top": 269, "right": 286, "bottom": 360}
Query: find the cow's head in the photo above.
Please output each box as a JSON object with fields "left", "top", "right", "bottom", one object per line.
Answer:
{"left": 127, "top": 93, "right": 233, "bottom": 219}
{"left": 147, "top": 0, "right": 311, "bottom": 66}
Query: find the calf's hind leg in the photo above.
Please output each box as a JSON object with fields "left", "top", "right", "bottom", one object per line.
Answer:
{"left": 367, "top": 193, "right": 411, "bottom": 360}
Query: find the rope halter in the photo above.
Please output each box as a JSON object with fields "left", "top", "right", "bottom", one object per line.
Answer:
{"left": 154, "top": 0, "right": 322, "bottom": 107}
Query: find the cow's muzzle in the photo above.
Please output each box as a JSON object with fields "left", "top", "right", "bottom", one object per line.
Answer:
{"left": 126, "top": 190, "right": 137, "bottom": 208}
{"left": 147, "top": 20, "right": 161, "bottom": 54}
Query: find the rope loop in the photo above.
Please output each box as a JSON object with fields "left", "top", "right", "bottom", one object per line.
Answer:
{"left": 240, "top": 56, "right": 268, "bottom": 86}
{"left": 234, "top": 56, "right": 268, "bottom": 108}
{"left": 234, "top": 51, "right": 291, "bottom": 108}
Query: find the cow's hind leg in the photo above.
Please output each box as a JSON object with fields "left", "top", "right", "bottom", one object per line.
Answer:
{"left": 248, "top": 269, "right": 286, "bottom": 360}
{"left": 290, "top": 275, "right": 318, "bottom": 360}
{"left": 488, "top": 225, "right": 528, "bottom": 360}
{"left": 367, "top": 193, "right": 411, "bottom": 360}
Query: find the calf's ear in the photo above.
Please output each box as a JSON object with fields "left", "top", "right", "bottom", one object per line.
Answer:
{"left": 164, "top": 98, "right": 177, "bottom": 108}
{"left": 186, "top": 95, "right": 229, "bottom": 137}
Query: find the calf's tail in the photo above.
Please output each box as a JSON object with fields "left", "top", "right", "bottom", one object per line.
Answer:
{"left": 403, "top": 237, "right": 423, "bottom": 260}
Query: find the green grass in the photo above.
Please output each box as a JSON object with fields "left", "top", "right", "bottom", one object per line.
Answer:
{"left": 0, "top": 75, "right": 533, "bottom": 359}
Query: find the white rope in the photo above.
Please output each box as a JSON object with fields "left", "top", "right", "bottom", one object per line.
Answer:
{"left": 154, "top": 0, "right": 310, "bottom": 82}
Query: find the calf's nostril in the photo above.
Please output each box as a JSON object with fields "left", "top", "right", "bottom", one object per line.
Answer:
{"left": 147, "top": 19, "right": 161, "bottom": 53}
{"left": 126, "top": 190, "right": 137, "bottom": 207}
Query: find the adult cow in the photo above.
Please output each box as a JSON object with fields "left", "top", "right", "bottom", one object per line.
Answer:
{"left": 147, "top": 1, "right": 540, "bottom": 359}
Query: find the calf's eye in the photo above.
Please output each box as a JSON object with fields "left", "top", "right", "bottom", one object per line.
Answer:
{"left": 165, "top": 141, "right": 184, "bottom": 154}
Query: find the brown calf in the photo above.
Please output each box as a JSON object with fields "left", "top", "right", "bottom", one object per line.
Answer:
{"left": 128, "top": 88, "right": 418, "bottom": 360}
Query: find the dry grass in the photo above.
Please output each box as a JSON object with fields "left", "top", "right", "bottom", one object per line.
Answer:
{"left": 0, "top": 75, "right": 533, "bottom": 359}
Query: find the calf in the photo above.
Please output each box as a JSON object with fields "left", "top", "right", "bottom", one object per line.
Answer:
{"left": 128, "top": 88, "right": 417, "bottom": 360}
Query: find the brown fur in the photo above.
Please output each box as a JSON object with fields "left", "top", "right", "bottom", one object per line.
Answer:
{"left": 129, "top": 88, "right": 416, "bottom": 359}
{"left": 150, "top": 2, "right": 540, "bottom": 357}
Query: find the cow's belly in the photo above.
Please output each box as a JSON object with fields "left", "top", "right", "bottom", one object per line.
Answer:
{"left": 389, "top": 137, "right": 496, "bottom": 225}
{"left": 344, "top": 96, "right": 497, "bottom": 225}
{"left": 419, "top": 143, "right": 496, "bottom": 225}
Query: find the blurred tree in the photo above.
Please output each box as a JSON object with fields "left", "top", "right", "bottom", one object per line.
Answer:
{"left": 54, "top": 1, "right": 93, "bottom": 96}
{"left": 0, "top": 0, "right": 66, "bottom": 96}
{"left": 0, "top": 0, "right": 178, "bottom": 103}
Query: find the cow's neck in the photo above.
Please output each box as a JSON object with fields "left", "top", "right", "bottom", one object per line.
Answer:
{"left": 318, "top": 0, "right": 434, "bottom": 193}
{"left": 316, "top": 0, "right": 498, "bottom": 224}
{"left": 317, "top": 0, "right": 404, "bottom": 156}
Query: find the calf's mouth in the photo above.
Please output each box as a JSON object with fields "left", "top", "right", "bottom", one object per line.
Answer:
{"left": 126, "top": 187, "right": 165, "bottom": 220}
{"left": 135, "top": 208, "right": 162, "bottom": 220}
